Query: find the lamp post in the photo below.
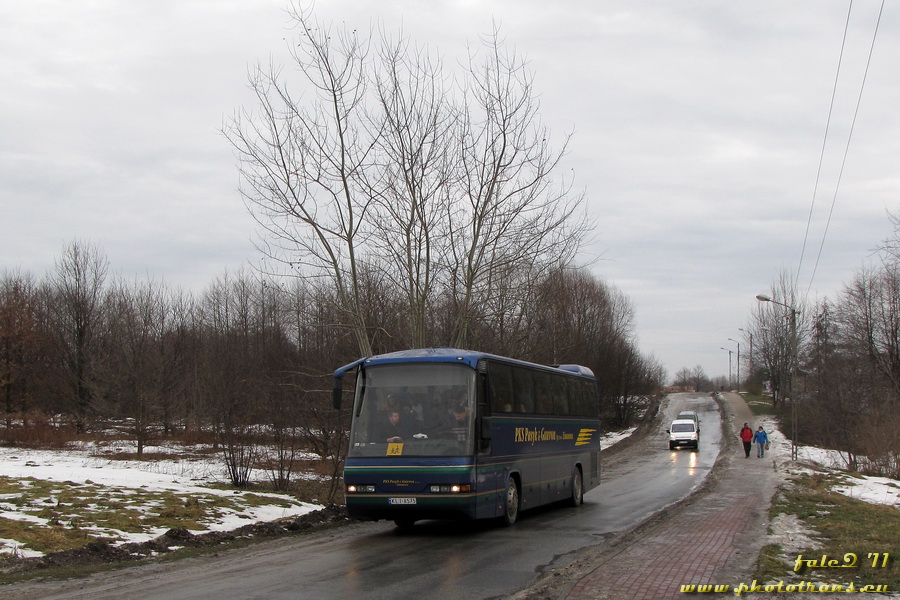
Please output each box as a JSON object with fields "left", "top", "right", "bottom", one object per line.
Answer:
{"left": 728, "top": 337, "right": 741, "bottom": 393}
{"left": 720, "top": 347, "right": 733, "bottom": 390}
{"left": 756, "top": 293, "right": 800, "bottom": 460}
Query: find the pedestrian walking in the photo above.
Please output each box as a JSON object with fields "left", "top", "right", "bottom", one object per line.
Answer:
{"left": 752, "top": 426, "right": 769, "bottom": 458}
{"left": 739, "top": 422, "right": 753, "bottom": 458}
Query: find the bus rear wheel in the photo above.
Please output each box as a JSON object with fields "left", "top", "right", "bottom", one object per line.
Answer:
{"left": 568, "top": 467, "right": 584, "bottom": 507}
{"left": 502, "top": 477, "right": 520, "bottom": 526}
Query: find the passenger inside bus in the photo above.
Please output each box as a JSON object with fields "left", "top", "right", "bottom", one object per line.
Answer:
{"left": 401, "top": 396, "right": 424, "bottom": 430}
{"left": 430, "top": 403, "right": 468, "bottom": 441}
{"left": 448, "top": 404, "right": 469, "bottom": 427}
{"left": 430, "top": 389, "right": 471, "bottom": 439}
{"left": 536, "top": 394, "right": 552, "bottom": 413}
{"left": 377, "top": 410, "right": 409, "bottom": 442}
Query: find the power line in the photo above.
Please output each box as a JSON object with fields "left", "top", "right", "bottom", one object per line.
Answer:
{"left": 796, "top": 0, "right": 853, "bottom": 288}
{"left": 804, "top": 0, "right": 885, "bottom": 299}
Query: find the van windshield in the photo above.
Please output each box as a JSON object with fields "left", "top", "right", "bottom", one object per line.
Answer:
{"left": 671, "top": 423, "right": 695, "bottom": 433}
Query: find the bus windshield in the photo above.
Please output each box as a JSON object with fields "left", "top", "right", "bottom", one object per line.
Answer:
{"left": 348, "top": 363, "right": 475, "bottom": 457}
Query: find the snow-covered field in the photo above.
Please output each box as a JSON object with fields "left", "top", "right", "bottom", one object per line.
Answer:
{"left": 0, "top": 442, "right": 323, "bottom": 558}
{"left": 759, "top": 416, "right": 900, "bottom": 509}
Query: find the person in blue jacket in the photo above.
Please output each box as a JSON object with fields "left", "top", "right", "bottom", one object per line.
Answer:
{"left": 752, "top": 426, "right": 769, "bottom": 458}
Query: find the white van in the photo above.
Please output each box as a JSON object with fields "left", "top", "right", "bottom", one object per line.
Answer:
{"left": 667, "top": 418, "right": 699, "bottom": 450}
{"left": 677, "top": 411, "right": 700, "bottom": 433}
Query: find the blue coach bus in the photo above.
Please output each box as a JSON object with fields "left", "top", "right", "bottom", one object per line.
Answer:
{"left": 332, "top": 348, "right": 601, "bottom": 527}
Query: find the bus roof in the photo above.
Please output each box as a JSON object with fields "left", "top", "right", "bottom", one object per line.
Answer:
{"left": 334, "top": 347, "right": 595, "bottom": 379}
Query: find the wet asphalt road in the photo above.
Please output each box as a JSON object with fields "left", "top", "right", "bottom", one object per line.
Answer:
{"left": 3, "top": 393, "right": 722, "bottom": 600}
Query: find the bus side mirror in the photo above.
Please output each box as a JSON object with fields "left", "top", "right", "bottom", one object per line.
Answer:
{"left": 330, "top": 357, "right": 367, "bottom": 411}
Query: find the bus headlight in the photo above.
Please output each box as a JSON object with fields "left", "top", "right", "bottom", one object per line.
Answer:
{"left": 347, "top": 484, "right": 376, "bottom": 493}
{"left": 429, "top": 484, "right": 472, "bottom": 493}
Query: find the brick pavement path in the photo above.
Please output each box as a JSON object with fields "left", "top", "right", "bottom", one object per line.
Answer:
{"left": 562, "top": 392, "right": 776, "bottom": 600}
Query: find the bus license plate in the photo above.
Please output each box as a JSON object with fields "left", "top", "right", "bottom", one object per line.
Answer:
{"left": 389, "top": 497, "right": 416, "bottom": 505}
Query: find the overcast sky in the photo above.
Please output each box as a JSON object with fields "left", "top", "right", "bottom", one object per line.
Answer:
{"left": 2, "top": 1, "right": 897, "bottom": 380}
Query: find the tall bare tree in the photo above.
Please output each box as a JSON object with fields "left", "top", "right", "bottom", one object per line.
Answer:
{"left": 225, "top": 6, "right": 376, "bottom": 356}
{"left": 369, "top": 33, "right": 455, "bottom": 348}
{"left": 225, "top": 6, "right": 589, "bottom": 356}
{"left": 48, "top": 241, "right": 109, "bottom": 432}
{"left": 447, "top": 29, "right": 588, "bottom": 347}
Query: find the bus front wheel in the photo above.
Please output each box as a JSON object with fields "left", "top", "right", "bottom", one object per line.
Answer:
{"left": 502, "top": 477, "right": 520, "bottom": 526}
{"left": 568, "top": 467, "right": 584, "bottom": 507}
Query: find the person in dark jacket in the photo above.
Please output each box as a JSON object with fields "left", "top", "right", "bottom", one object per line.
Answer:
{"left": 378, "top": 410, "right": 409, "bottom": 443}
{"left": 752, "top": 426, "right": 769, "bottom": 458}
{"left": 739, "top": 423, "right": 754, "bottom": 458}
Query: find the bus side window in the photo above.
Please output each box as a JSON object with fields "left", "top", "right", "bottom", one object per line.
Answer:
{"left": 583, "top": 381, "right": 600, "bottom": 417}
{"left": 512, "top": 366, "right": 534, "bottom": 413}
{"left": 532, "top": 371, "right": 551, "bottom": 414}
{"left": 567, "top": 379, "right": 585, "bottom": 416}
{"left": 552, "top": 376, "right": 569, "bottom": 415}
{"left": 488, "top": 362, "right": 515, "bottom": 414}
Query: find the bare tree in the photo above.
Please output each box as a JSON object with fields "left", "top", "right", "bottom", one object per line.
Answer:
{"left": 749, "top": 271, "right": 807, "bottom": 407}
{"left": 284, "top": 278, "right": 354, "bottom": 503}
{"left": 158, "top": 289, "right": 195, "bottom": 436}
{"left": 877, "top": 209, "right": 900, "bottom": 262}
{"left": 369, "top": 33, "right": 455, "bottom": 348}
{"left": 447, "top": 29, "right": 589, "bottom": 347}
{"left": 225, "top": 6, "right": 377, "bottom": 356}
{"left": 197, "top": 272, "right": 261, "bottom": 486}
{"left": 225, "top": 8, "right": 589, "bottom": 356}
{"left": 689, "top": 365, "right": 709, "bottom": 394}
{"left": 47, "top": 241, "right": 109, "bottom": 432}
{"left": 103, "top": 278, "right": 170, "bottom": 455}
{"left": 839, "top": 263, "right": 900, "bottom": 403}
{"left": 514, "top": 267, "right": 660, "bottom": 426}
{"left": 804, "top": 300, "right": 864, "bottom": 464}
{"left": 0, "top": 271, "right": 41, "bottom": 434}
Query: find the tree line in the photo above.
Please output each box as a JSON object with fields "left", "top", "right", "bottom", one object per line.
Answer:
{"left": 743, "top": 213, "right": 900, "bottom": 478}
{"left": 0, "top": 241, "right": 663, "bottom": 498}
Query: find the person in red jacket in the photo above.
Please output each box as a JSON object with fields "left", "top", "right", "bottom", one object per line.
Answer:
{"left": 739, "top": 422, "right": 754, "bottom": 458}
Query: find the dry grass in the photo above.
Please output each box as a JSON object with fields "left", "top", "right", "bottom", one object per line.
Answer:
{"left": 757, "top": 472, "right": 900, "bottom": 588}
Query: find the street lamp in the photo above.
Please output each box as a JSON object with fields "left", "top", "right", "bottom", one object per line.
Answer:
{"left": 728, "top": 337, "right": 741, "bottom": 393}
{"left": 756, "top": 293, "right": 800, "bottom": 460}
{"left": 720, "top": 347, "right": 733, "bottom": 390}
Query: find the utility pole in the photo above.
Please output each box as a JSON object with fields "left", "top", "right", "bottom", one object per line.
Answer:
{"left": 720, "top": 347, "right": 733, "bottom": 390}
{"left": 728, "top": 338, "right": 741, "bottom": 393}
{"left": 756, "top": 294, "right": 800, "bottom": 460}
